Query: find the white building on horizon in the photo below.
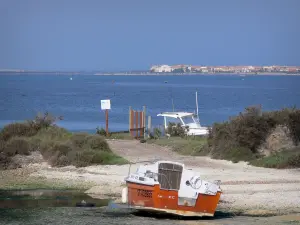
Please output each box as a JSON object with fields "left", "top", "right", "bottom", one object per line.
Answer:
{"left": 150, "top": 65, "right": 172, "bottom": 72}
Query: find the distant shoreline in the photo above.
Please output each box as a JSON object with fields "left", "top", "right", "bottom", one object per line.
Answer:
{"left": 94, "top": 72, "right": 300, "bottom": 76}
{"left": 0, "top": 71, "right": 300, "bottom": 76}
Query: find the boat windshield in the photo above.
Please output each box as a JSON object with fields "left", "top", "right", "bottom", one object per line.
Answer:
{"left": 166, "top": 117, "right": 181, "bottom": 125}
{"left": 181, "top": 116, "right": 196, "bottom": 124}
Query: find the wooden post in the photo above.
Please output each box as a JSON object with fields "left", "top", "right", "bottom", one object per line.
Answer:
{"left": 129, "top": 106, "right": 132, "bottom": 133}
{"left": 105, "top": 109, "right": 109, "bottom": 136}
{"left": 135, "top": 111, "right": 138, "bottom": 138}
{"left": 143, "top": 106, "right": 146, "bottom": 138}
{"left": 148, "top": 116, "right": 151, "bottom": 138}
{"left": 139, "top": 111, "right": 143, "bottom": 138}
{"left": 130, "top": 110, "right": 134, "bottom": 137}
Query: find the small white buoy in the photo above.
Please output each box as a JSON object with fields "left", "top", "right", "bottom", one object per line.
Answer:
{"left": 121, "top": 187, "right": 128, "bottom": 203}
{"left": 70, "top": 77, "right": 73, "bottom": 80}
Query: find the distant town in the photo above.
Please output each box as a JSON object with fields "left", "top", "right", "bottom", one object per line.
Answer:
{"left": 1, "top": 64, "right": 300, "bottom": 75}
{"left": 150, "top": 64, "right": 300, "bottom": 75}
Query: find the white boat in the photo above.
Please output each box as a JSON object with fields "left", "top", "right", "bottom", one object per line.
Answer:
{"left": 157, "top": 91, "right": 209, "bottom": 136}
{"left": 157, "top": 112, "right": 209, "bottom": 136}
{"left": 121, "top": 160, "right": 222, "bottom": 217}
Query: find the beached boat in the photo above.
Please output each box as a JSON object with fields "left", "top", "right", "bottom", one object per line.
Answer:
{"left": 121, "top": 161, "right": 222, "bottom": 217}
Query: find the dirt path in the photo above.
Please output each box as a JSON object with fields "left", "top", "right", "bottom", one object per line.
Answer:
{"left": 10, "top": 139, "right": 300, "bottom": 216}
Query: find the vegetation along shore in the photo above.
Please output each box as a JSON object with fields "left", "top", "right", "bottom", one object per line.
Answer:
{"left": 1, "top": 106, "right": 300, "bottom": 216}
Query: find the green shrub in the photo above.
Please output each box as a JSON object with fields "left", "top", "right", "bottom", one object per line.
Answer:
{"left": 0, "top": 112, "right": 62, "bottom": 142}
{"left": 207, "top": 106, "right": 300, "bottom": 163}
{"left": 96, "top": 127, "right": 107, "bottom": 136}
{"left": 27, "top": 137, "right": 42, "bottom": 152}
{"left": 55, "top": 155, "right": 70, "bottom": 167}
{"left": 0, "top": 113, "right": 128, "bottom": 169}
{"left": 40, "top": 142, "right": 73, "bottom": 161}
{"left": 166, "top": 122, "right": 187, "bottom": 137}
{"left": 3, "top": 137, "right": 30, "bottom": 156}
{"left": 0, "top": 138, "right": 5, "bottom": 151}
{"left": 287, "top": 110, "right": 300, "bottom": 145}
{"left": 153, "top": 127, "right": 162, "bottom": 139}
{"left": 49, "top": 152, "right": 71, "bottom": 167}
{"left": 31, "top": 112, "right": 62, "bottom": 130}
{"left": 250, "top": 147, "right": 300, "bottom": 169}
{"left": 73, "top": 149, "right": 128, "bottom": 167}
{"left": 71, "top": 133, "right": 89, "bottom": 148}
{"left": 51, "top": 143, "right": 73, "bottom": 155}
{"left": 35, "top": 126, "right": 71, "bottom": 140}
{"left": 86, "top": 135, "right": 110, "bottom": 152}
{"left": 229, "top": 107, "right": 277, "bottom": 153}
{"left": 0, "top": 122, "right": 38, "bottom": 141}
{"left": 0, "top": 152, "right": 12, "bottom": 170}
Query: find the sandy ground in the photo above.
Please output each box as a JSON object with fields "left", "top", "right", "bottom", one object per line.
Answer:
{"left": 3, "top": 139, "right": 300, "bottom": 215}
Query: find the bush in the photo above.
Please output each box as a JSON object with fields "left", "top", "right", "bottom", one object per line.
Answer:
{"left": 166, "top": 122, "right": 187, "bottom": 137}
{"left": 31, "top": 112, "right": 62, "bottom": 130}
{"left": 40, "top": 142, "right": 73, "bottom": 160}
{"left": 3, "top": 137, "right": 30, "bottom": 156}
{"left": 0, "top": 152, "right": 12, "bottom": 170}
{"left": 73, "top": 150, "right": 128, "bottom": 167}
{"left": 287, "top": 110, "right": 300, "bottom": 145}
{"left": 250, "top": 147, "right": 300, "bottom": 169}
{"left": 230, "top": 108, "right": 277, "bottom": 153}
{"left": 207, "top": 106, "right": 300, "bottom": 164}
{"left": 0, "top": 138, "right": 5, "bottom": 151}
{"left": 96, "top": 127, "right": 107, "bottom": 136}
{"left": 0, "top": 112, "right": 62, "bottom": 142}
{"left": 71, "top": 133, "right": 89, "bottom": 148}
{"left": 35, "top": 126, "right": 71, "bottom": 140}
{"left": 0, "top": 113, "right": 128, "bottom": 170}
{"left": 86, "top": 135, "right": 110, "bottom": 152}
{"left": 0, "top": 122, "right": 38, "bottom": 141}
{"left": 287, "top": 153, "right": 300, "bottom": 168}
{"left": 153, "top": 127, "right": 162, "bottom": 139}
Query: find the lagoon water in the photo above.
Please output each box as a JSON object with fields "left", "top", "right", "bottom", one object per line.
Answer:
{"left": 0, "top": 74, "right": 299, "bottom": 133}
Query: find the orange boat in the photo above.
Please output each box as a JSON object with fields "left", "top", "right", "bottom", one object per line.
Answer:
{"left": 121, "top": 161, "right": 222, "bottom": 217}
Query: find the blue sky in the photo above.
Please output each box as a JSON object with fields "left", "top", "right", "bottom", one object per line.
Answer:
{"left": 0, "top": 0, "right": 299, "bottom": 71}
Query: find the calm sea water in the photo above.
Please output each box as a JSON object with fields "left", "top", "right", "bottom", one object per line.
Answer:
{"left": 0, "top": 74, "right": 299, "bottom": 133}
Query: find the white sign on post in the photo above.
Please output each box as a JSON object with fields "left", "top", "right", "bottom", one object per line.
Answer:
{"left": 101, "top": 99, "right": 111, "bottom": 110}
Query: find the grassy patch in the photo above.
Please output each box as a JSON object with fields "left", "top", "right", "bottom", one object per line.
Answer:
{"left": 147, "top": 136, "right": 208, "bottom": 156}
{"left": 210, "top": 144, "right": 254, "bottom": 163}
{"left": 0, "top": 113, "right": 129, "bottom": 170}
{"left": 250, "top": 147, "right": 300, "bottom": 168}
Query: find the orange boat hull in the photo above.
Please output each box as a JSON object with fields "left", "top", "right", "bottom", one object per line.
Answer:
{"left": 126, "top": 182, "right": 222, "bottom": 217}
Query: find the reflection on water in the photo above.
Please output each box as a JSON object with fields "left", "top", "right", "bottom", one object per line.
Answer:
{"left": 0, "top": 189, "right": 109, "bottom": 208}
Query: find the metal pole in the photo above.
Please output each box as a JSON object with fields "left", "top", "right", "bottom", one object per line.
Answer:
{"left": 196, "top": 91, "right": 199, "bottom": 120}
{"left": 148, "top": 116, "right": 151, "bottom": 138}
{"left": 105, "top": 109, "right": 109, "bottom": 136}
